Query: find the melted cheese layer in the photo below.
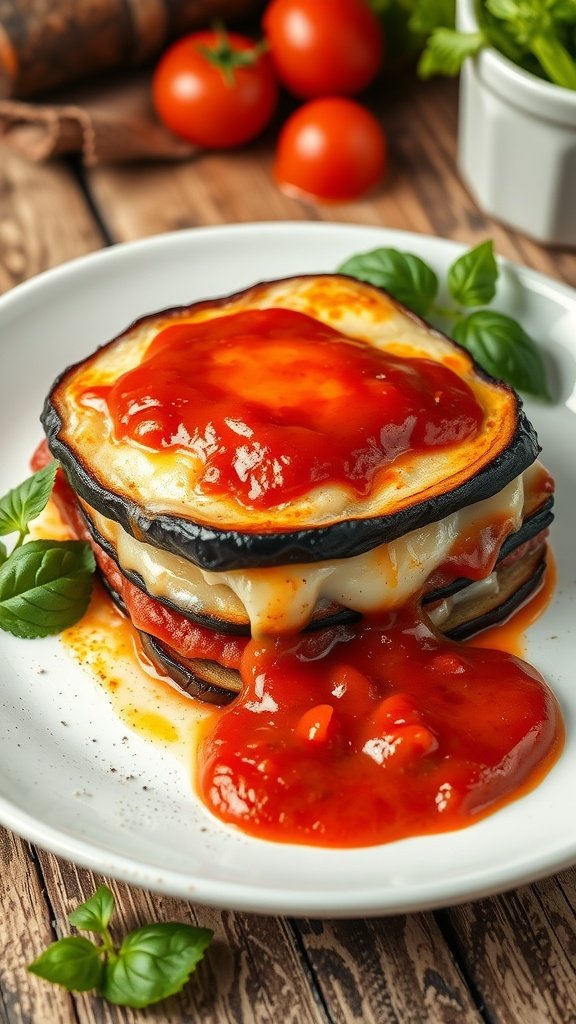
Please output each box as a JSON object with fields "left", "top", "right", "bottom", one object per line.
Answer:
{"left": 81, "top": 470, "right": 532, "bottom": 637}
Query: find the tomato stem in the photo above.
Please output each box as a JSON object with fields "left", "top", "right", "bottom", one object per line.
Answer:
{"left": 198, "top": 22, "right": 268, "bottom": 87}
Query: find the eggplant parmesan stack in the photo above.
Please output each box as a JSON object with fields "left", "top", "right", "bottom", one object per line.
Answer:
{"left": 41, "top": 274, "right": 554, "bottom": 706}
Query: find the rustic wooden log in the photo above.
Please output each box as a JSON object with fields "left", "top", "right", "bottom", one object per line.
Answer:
{"left": 0, "top": 0, "right": 266, "bottom": 100}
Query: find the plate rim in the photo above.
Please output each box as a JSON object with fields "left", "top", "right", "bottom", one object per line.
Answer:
{"left": 0, "top": 221, "right": 575, "bottom": 917}
{"left": 1, "top": 792, "right": 576, "bottom": 917}
{"left": 1, "top": 221, "right": 574, "bottom": 317}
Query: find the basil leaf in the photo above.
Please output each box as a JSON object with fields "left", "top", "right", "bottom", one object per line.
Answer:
{"left": 28, "top": 937, "right": 104, "bottom": 993}
{"left": 0, "top": 462, "right": 58, "bottom": 539}
{"left": 447, "top": 240, "right": 499, "bottom": 307}
{"left": 453, "top": 310, "right": 550, "bottom": 399}
{"left": 485, "top": 0, "right": 522, "bottom": 21}
{"left": 418, "top": 27, "right": 485, "bottom": 76}
{"left": 530, "top": 33, "right": 576, "bottom": 90}
{"left": 69, "top": 885, "right": 115, "bottom": 935}
{"left": 0, "top": 541, "right": 6, "bottom": 566}
{"left": 101, "top": 923, "right": 213, "bottom": 1009}
{"left": 338, "top": 248, "right": 438, "bottom": 317}
{"left": 0, "top": 540, "right": 95, "bottom": 638}
{"left": 551, "top": 0, "right": 576, "bottom": 19}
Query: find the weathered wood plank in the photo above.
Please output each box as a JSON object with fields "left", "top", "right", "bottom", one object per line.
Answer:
{"left": 317, "top": 77, "right": 576, "bottom": 287}
{"left": 86, "top": 136, "right": 312, "bottom": 240}
{"left": 35, "top": 853, "right": 328, "bottom": 1024}
{"left": 443, "top": 868, "right": 576, "bottom": 1024}
{"left": 0, "top": 145, "right": 103, "bottom": 295}
{"left": 295, "top": 915, "right": 483, "bottom": 1024}
{"left": 0, "top": 832, "right": 77, "bottom": 1024}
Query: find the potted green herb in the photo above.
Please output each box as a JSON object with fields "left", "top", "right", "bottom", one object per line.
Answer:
{"left": 417, "top": 0, "right": 576, "bottom": 245}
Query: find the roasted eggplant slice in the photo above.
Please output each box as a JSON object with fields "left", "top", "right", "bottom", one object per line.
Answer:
{"left": 42, "top": 274, "right": 539, "bottom": 571}
{"left": 85, "top": 488, "right": 550, "bottom": 646}
{"left": 102, "top": 579, "right": 240, "bottom": 704}
{"left": 432, "top": 544, "right": 547, "bottom": 640}
{"left": 423, "top": 495, "right": 553, "bottom": 604}
{"left": 70, "top": 488, "right": 554, "bottom": 708}
{"left": 138, "top": 631, "right": 241, "bottom": 705}
{"left": 497, "top": 497, "right": 553, "bottom": 561}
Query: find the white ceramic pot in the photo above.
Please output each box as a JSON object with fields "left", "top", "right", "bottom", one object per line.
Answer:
{"left": 457, "top": 0, "right": 576, "bottom": 247}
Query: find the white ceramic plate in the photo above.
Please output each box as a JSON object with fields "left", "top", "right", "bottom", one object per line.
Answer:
{"left": 0, "top": 223, "right": 574, "bottom": 918}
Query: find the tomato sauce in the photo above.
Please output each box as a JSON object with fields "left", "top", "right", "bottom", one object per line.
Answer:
{"left": 197, "top": 608, "right": 561, "bottom": 847}
{"left": 87, "top": 308, "right": 484, "bottom": 509}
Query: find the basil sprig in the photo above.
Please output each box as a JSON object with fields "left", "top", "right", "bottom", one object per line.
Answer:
{"left": 372, "top": 0, "right": 576, "bottom": 90}
{"left": 0, "top": 462, "right": 95, "bottom": 637}
{"left": 446, "top": 239, "right": 498, "bottom": 307}
{"left": 0, "top": 461, "right": 58, "bottom": 547}
{"left": 453, "top": 310, "right": 549, "bottom": 396}
{"left": 338, "top": 239, "right": 550, "bottom": 400}
{"left": 28, "top": 885, "right": 213, "bottom": 1009}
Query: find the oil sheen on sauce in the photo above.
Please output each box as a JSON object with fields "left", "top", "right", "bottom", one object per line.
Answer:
{"left": 61, "top": 581, "right": 211, "bottom": 765}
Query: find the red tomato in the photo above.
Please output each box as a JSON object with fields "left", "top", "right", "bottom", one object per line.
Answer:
{"left": 152, "top": 30, "right": 278, "bottom": 148}
{"left": 263, "top": 0, "right": 384, "bottom": 98}
{"left": 274, "top": 97, "right": 387, "bottom": 201}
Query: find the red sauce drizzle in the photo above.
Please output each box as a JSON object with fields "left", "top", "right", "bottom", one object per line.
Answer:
{"left": 197, "top": 610, "right": 561, "bottom": 847}
{"left": 92, "top": 309, "right": 484, "bottom": 509}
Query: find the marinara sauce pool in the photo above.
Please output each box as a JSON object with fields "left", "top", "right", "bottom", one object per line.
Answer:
{"left": 197, "top": 606, "right": 562, "bottom": 847}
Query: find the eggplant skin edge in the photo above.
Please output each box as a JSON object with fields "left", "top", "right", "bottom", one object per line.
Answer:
{"left": 445, "top": 556, "right": 546, "bottom": 641}
{"left": 41, "top": 274, "right": 541, "bottom": 572}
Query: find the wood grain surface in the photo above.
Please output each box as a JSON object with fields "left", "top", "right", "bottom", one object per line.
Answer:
{"left": 0, "top": 73, "right": 575, "bottom": 1024}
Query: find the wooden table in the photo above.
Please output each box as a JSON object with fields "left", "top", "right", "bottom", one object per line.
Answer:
{"left": 1, "top": 73, "right": 575, "bottom": 1024}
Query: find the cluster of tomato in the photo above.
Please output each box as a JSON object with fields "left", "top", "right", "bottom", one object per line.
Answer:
{"left": 152, "top": 0, "right": 387, "bottom": 202}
